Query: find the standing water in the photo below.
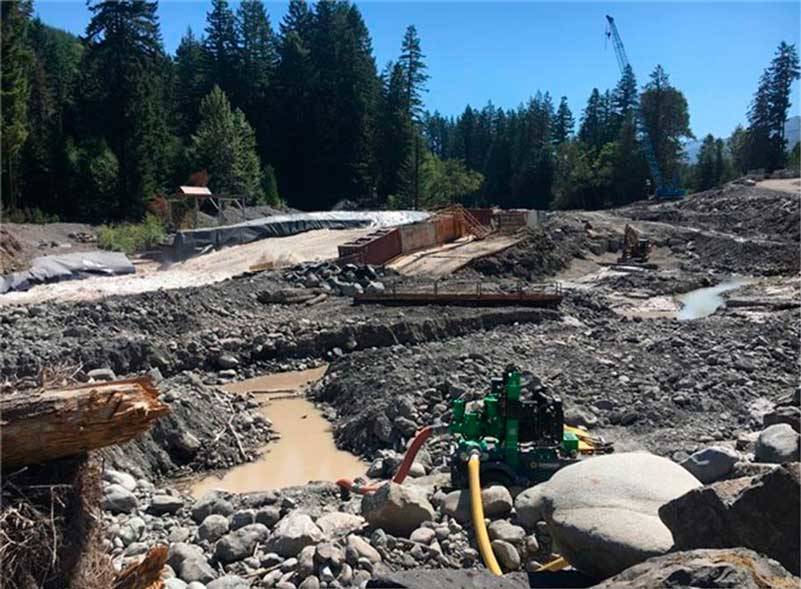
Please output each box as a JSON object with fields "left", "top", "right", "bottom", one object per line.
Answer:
{"left": 192, "top": 366, "right": 365, "bottom": 496}
{"left": 676, "top": 279, "right": 748, "bottom": 320}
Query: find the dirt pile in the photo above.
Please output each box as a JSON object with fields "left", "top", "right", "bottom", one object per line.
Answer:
{"left": 619, "top": 184, "right": 800, "bottom": 242}
{"left": 465, "top": 219, "right": 589, "bottom": 281}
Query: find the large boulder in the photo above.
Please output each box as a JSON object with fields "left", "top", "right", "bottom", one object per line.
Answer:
{"left": 659, "top": 463, "right": 800, "bottom": 575}
{"left": 264, "top": 511, "right": 324, "bottom": 557}
{"left": 167, "top": 543, "right": 217, "bottom": 584}
{"left": 515, "top": 452, "right": 701, "bottom": 578}
{"left": 592, "top": 548, "right": 799, "bottom": 589}
{"left": 361, "top": 482, "right": 435, "bottom": 537}
{"left": 103, "top": 484, "right": 138, "bottom": 514}
{"left": 754, "top": 424, "right": 800, "bottom": 464}
{"left": 680, "top": 446, "right": 739, "bottom": 484}
{"left": 442, "top": 486, "right": 513, "bottom": 523}
{"left": 214, "top": 523, "right": 270, "bottom": 564}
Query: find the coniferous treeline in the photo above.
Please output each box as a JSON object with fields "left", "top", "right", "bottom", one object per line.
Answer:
{"left": 1, "top": 0, "right": 798, "bottom": 223}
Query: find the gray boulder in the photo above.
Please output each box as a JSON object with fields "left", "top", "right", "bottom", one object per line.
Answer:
{"left": 754, "top": 424, "right": 800, "bottom": 464}
{"left": 167, "top": 542, "right": 217, "bottom": 584}
{"left": 592, "top": 548, "right": 799, "bottom": 589}
{"left": 215, "top": 523, "right": 270, "bottom": 563}
{"left": 315, "top": 512, "right": 365, "bottom": 537}
{"left": 265, "top": 511, "right": 324, "bottom": 557}
{"left": 680, "top": 446, "right": 739, "bottom": 484}
{"left": 346, "top": 534, "right": 381, "bottom": 564}
{"left": 659, "top": 463, "right": 800, "bottom": 575}
{"left": 255, "top": 506, "right": 281, "bottom": 527}
{"left": 515, "top": 452, "right": 701, "bottom": 578}
{"left": 198, "top": 514, "right": 230, "bottom": 542}
{"left": 361, "top": 482, "right": 435, "bottom": 537}
{"left": 491, "top": 539, "right": 521, "bottom": 571}
{"left": 488, "top": 520, "right": 526, "bottom": 544}
{"left": 103, "top": 484, "right": 138, "bottom": 514}
{"left": 104, "top": 469, "right": 137, "bottom": 491}
{"left": 148, "top": 494, "right": 184, "bottom": 515}
{"left": 442, "top": 485, "right": 512, "bottom": 524}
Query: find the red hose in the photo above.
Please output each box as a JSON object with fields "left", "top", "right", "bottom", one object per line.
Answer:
{"left": 336, "top": 425, "right": 434, "bottom": 495}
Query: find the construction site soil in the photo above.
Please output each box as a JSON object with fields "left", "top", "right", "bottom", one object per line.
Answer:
{"left": 1, "top": 182, "right": 799, "bottom": 588}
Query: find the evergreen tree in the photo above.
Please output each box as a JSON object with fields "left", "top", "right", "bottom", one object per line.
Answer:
{"left": 639, "top": 65, "right": 693, "bottom": 184}
{"left": 236, "top": 0, "right": 276, "bottom": 161}
{"left": 175, "top": 29, "right": 208, "bottom": 138}
{"left": 376, "top": 61, "right": 412, "bottom": 202}
{"left": 728, "top": 125, "right": 749, "bottom": 175}
{"left": 190, "top": 85, "right": 263, "bottom": 199}
{"left": 746, "top": 70, "right": 774, "bottom": 171}
{"left": 553, "top": 97, "right": 574, "bottom": 145}
{"left": 1, "top": 0, "right": 34, "bottom": 209}
{"left": 695, "top": 134, "right": 719, "bottom": 191}
{"left": 271, "top": 0, "right": 314, "bottom": 204}
{"left": 80, "top": 0, "right": 170, "bottom": 219}
{"left": 204, "top": 0, "right": 238, "bottom": 98}
{"left": 611, "top": 64, "right": 638, "bottom": 129}
{"left": 579, "top": 89, "right": 605, "bottom": 149}
{"left": 767, "top": 42, "right": 800, "bottom": 156}
{"left": 398, "top": 25, "right": 428, "bottom": 208}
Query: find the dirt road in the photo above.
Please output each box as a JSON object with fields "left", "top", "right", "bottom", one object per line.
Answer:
{"left": 0, "top": 228, "right": 370, "bottom": 306}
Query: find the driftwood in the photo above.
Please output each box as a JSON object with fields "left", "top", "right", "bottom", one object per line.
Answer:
{"left": 113, "top": 544, "right": 167, "bottom": 589}
{"left": 1, "top": 378, "right": 169, "bottom": 469}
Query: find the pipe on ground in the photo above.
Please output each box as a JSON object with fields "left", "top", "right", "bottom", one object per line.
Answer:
{"left": 467, "top": 452, "right": 502, "bottom": 576}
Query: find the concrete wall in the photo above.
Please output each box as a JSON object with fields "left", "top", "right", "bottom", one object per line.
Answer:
{"left": 399, "top": 222, "right": 437, "bottom": 253}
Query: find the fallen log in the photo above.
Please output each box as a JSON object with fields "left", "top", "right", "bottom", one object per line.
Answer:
{"left": 113, "top": 544, "right": 168, "bottom": 589}
{"left": 1, "top": 377, "right": 169, "bottom": 469}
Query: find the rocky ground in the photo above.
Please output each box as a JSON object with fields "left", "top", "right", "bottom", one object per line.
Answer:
{"left": 1, "top": 182, "right": 799, "bottom": 589}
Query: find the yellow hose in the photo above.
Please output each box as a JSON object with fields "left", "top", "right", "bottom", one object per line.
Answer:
{"left": 467, "top": 453, "right": 503, "bottom": 576}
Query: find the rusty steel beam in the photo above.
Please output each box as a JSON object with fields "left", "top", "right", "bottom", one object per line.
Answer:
{"left": 353, "top": 290, "right": 562, "bottom": 309}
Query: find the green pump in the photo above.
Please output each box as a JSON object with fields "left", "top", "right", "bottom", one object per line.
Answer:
{"left": 448, "top": 365, "right": 611, "bottom": 488}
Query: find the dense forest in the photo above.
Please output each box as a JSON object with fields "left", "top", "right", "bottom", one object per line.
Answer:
{"left": 1, "top": 0, "right": 799, "bottom": 223}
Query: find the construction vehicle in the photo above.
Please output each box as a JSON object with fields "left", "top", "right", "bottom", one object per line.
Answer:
{"left": 448, "top": 365, "right": 613, "bottom": 488}
{"left": 605, "top": 15, "right": 686, "bottom": 200}
{"left": 617, "top": 224, "right": 653, "bottom": 265}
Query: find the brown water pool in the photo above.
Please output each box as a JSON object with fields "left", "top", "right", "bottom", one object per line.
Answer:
{"left": 191, "top": 366, "right": 365, "bottom": 496}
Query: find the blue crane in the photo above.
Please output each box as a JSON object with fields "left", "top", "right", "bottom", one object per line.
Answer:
{"left": 605, "top": 15, "right": 685, "bottom": 200}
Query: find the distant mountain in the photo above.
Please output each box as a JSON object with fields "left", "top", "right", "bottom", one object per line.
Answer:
{"left": 683, "top": 115, "right": 801, "bottom": 163}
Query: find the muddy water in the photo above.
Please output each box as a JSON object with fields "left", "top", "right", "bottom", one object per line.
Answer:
{"left": 192, "top": 367, "right": 365, "bottom": 496}
{"left": 677, "top": 280, "right": 748, "bottom": 320}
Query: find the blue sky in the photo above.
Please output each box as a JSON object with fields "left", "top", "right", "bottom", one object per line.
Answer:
{"left": 34, "top": 1, "right": 801, "bottom": 139}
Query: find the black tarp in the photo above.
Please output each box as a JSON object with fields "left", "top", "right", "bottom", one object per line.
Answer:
{"left": 1, "top": 251, "right": 135, "bottom": 294}
{"left": 171, "top": 211, "right": 429, "bottom": 260}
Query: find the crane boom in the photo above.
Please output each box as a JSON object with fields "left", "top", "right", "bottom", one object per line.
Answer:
{"left": 604, "top": 15, "right": 684, "bottom": 199}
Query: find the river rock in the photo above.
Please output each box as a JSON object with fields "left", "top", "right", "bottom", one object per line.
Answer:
{"left": 118, "top": 516, "right": 146, "bottom": 546}
{"left": 164, "top": 579, "right": 187, "bottom": 589}
{"left": 442, "top": 485, "right": 512, "bottom": 523}
{"left": 491, "top": 539, "right": 521, "bottom": 571}
{"left": 680, "top": 446, "right": 739, "bottom": 483}
{"left": 207, "top": 575, "right": 249, "bottom": 589}
{"left": 167, "top": 543, "right": 217, "bottom": 584}
{"left": 198, "top": 514, "right": 230, "bottom": 542}
{"left": 754, "top": 424, "right": 800, "bottom": 464}
{"left": 191, "top": 491, "right": 234, "bottom": 523}
{"left": 316, "top": 512, "right": 365, "bottom": 537}
{"left": 488, "top": 520, "right": 526, "bottom": 544}
{"left": 149, "top": 494, "right": 184, "bottom": 515}
{"left": 103, "top": 484, "right": 138, "bottom": 514}
{"left": 255, "top": 505, "right": 281, "bottom": 527}
{"left": 265, "top": 511, "right": 324, "bottom": 557}
{"left": 410, "top": 527, "right": 436, "bottom": 545}
{"left": 659, "top": 463, "right": 800, "bottom": 575}
{"left": 346, "top": 534, "right": 381, "bottom": 564}
{"left": 230, "top": 509, "right": 255, "bottom": 530}
{"left": 215, "top": 523, "right": 270, "bottom": 563}
{"left": 104, "top": 469, "right": 138, "bottom": 491}
{"left": 361, "top": 482, "right": 435, "bottom": 537}
{"left": 515, "top": 452, "right": 701, "bottom": 578}
{"left": 592, "top": 548, "right": 799, "bottom": 589}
